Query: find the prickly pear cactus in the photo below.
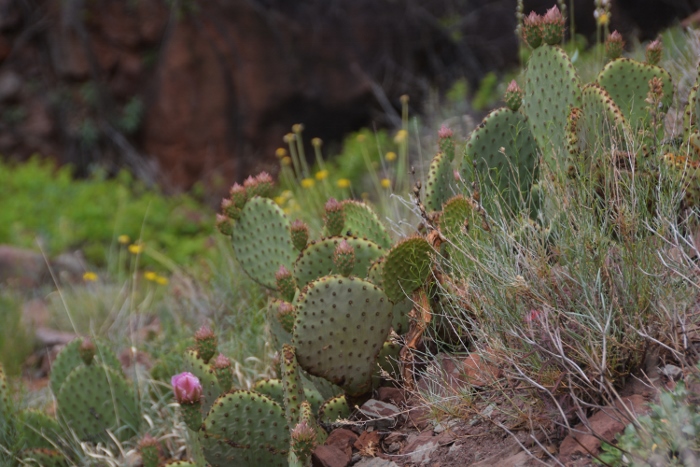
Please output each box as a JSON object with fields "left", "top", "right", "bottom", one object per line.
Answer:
{"left": 440, "top": 195, "right": 482, "bottom": 245}
{"left": 232, "top": 196, "right": 295, "bottom": 289}
{"left": 684, "top": 85, "right": 698, "bottom": 140}
{"left": 56, "top": 364, "right": 139, "bottom": 442}
{"left": 49, "top": 338, "right": 121, "bottom": 394}
{"left": 253, "top": 378, "right": 285, "bottom": 405}
{"left": 182, "top": 349, "right": 222, "bottom": 415}
{"left": 372, "top": 341, "right": 402, "bottom": 388}
{"left": 268, "top": 299, "right": 294, "bottom": 349}
{"left": 424, "top": 152, "right": 454, "bottom": 212}
{"left": 293, "top": 275, "right": 393, "bottom": 397}
{"left": 294, "top": 237, "right": 384, "bottom": 287}
{"left": 341, "top": 201, "right": 392, "bottom": 249}
{"left": 363, "top": 257, "right": 410, "bottom": 333}
{"left": 367, "top": 257, "right": 385, "bottom": 287}
{"left": 523, "top": 44, "right": 582, "bottom": 170}
{"left": 597, "top": 58, "right": 673, "bottom": 135}
{"left": 460, "top": 108, "right": 539, "bottom": 210}
{"left": 199, "top": 391, "right": 289, "bottom": 467}
{"left": 382, "top": 237, "right": 433, "bottom": 304}
{"left": 567, "top": 84, "right": 629, "bottom": 164}
{"left": 281, "top": 345, "right": 306, "bottom": 428}
{"left": 318, "top": 395, "right": 351, "bottom": 424}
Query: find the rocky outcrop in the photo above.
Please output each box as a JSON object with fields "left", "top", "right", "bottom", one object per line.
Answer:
{"left": 0, "top": 0, "right": 696, "bottom": 197}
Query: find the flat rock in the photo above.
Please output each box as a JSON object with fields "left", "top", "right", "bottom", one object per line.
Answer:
{"left": 399, "top": 431, "right": 441, "bottom": 465}
{"left": 359, "top": 399, "right": 402, "bottom": 429}
{"left": 325, "top": 428, "right": 357, "bottom": 457}
{"left": 312, "top": 444, "right": 350, "bottom": 467}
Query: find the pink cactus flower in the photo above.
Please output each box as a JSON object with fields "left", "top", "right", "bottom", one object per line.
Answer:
{"left": 171, "top": 372, "right": 202, "bottom": 404}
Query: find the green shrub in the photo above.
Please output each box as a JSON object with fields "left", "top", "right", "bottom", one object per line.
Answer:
{"left": 0, "top": 157, "right": 215, "bottom": 269}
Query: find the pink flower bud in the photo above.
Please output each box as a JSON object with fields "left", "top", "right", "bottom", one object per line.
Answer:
{"left": 438, "top": 125, "right": 453, "bottom": 139}
{"left": 171, "top": 372, "right": 202, "bottom": 404}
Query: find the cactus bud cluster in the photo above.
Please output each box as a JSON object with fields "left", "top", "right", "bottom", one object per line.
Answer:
{"left": 646, "top": 39, "right": 663, "bottom": 66}
{"left": 333, "top": 239, "right": 355, "bottom": 276}
{"left": 605, "top": 31, "right": 625, "bottom": 60}
{"left": 521, "top": 6, "right": 564, "bottom": 48}
{"left": 171, "top": 372, "right": 203, "bottom": 430}
{"left": 324, "top": 198, "right": 345, "bottom": 236}
{"left": 504, "top": 80, "right": 524, "bottom": 111}
{"left": 276, "top": 301, "right": 296, "bottom": 333}
{"left": 194, "top": 326, "right": 217, "bottom": 363}
{"left": 138, "top": 435, "right": 161, "bottom": 467}
{"left": 290, "top": 418, "right": 317, "bottom": 464}
{"left": 211, "top": 353, "right": 233, "bottom": 392}
{"left": 290, "top": 219, "right": 310, "bottom": 251}
{"left": 78, "top": 338, "right": 95, "bottom": 365}
{"left": 275, "top": 265, "right": 297, "bottom": 302}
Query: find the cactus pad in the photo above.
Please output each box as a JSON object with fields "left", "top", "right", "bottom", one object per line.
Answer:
{"left": 341, "top": 201, "right": 392, "bottom": 249}
{"left": 440, "top": 195, "right": 483, "bottom": 244}
{"left": 293, "top": 275, "right": 393, "bottom": 397}
{"left": 424, "top": 152, "right": 454, "bottom": 212}
{"left": 373, "top": 341, "right": 402, "bottom": 387}
{"left": 684, "top": 85, "right": 698, "bottom": 140}
{"left": 367, "top": 257, "right": 385, "bottom": 287}
{"left": 568, "top": 84, "right": 629, "bottom": 163}
{"left": 391, "top": 298, "right": 413, "bottom": 335}
{"left": 232, "top": 196, "right": 295, "bottom": 289}
{"left": 318, "top": 395, "right": 351, "bottom": 424}
{"left": 183, "top": 349, "right": 222, "bottom": 415}
{"left": 382, "top": 237, "right": 433, "bottom": 303}
{"left": 597, "top": 58, "right": 673, "bottom": 133}
{"left": 281, "top": 345, "right": 306, "bottom": 427}
{"left": 199, "top": 390, "right": 289, "bottom": 467}
{"left": 294, "top": 237, "right": 384, "bottom": 287}
{"left": 253, "top": 378, "right": 285, "bottom": 405}
{"left": 49, "top": 338, "right": 121, "bottom": 394}
{"left": 523, "top": 44, "right": 582, "bottom": 170}
{"left": 56, "top": 364, "right": 139, "bottom": 442}
{"left": 460, "top": 108, "right": 538, "bottom": 209}
{"left": 267, "top": 299, "right": 293, "bottom": 349}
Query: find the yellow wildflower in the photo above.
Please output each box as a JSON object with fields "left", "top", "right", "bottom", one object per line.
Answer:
{"left": 381, "top": 178, "right": 392, "bottom": 189}
{"left": 311, "top": 138, "right": 322, "bottom": 147}
{"left": 275, "top": 147, "right": 287, "bottom": 158}
{"left": 315, "top": 170, "right": 329, "bottom": 181}
{"left": 394, "top": 129, "right": 408, "bottom": 144}
{"left": 281, "top": 156, "right": 292, "bottom": 166}
{"left": 128, "top": 243, "right": 144, "bottom": 254}
{"left": 292, "top": 123, "right": 304, "bottom": 133}
{"left": 597, "top": 11, "right": 609, "bottom": 26}
{"left": 301, "top": 178, "right": 315, "bottom": 189}
{"left": 144, "top": 271, "right": 158, "bottom": 282}
{"left": 282, "top": 190, "right": 293, "bottom": 199}
{"left": 155, "top": 275, "right": 169, "bottom": 286}
{"left": 274, "top": 196, "right": 286, "bottom": 206}
{"left": 337, "top": 178, "right": 351, "bottom": 189}
{"left": 385, "top": 151, "right": 397, "bottom": 162}
{"left": 83, "top": 271, "right": 98, "bottom": 282}
{"left": 283, "top": 133, "right": 295, "bottom": 143}
{"left": 117, "top": 234, "right": 130, "bottom": 244}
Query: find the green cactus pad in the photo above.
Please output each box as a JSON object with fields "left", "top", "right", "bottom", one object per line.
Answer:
{"left": 253, "top": 378, "right": 285, "bottom": 405}
{"left": 294, "top": 236, "right": 384, "bottom": 287}
{"left": 424, "top": 152, "right": 454, "bottom": 212}
{"left": 19, "top": 410, "right": 62, "bottom": 450}
{"left": 391, "top": 298, "right": 413, "bottom": 335}
{"left": 293, "top": 275, "right": 393, "bottom": 397}
{"left": 232, "top": 196, "right": 295, "bottom": 290}
{"left": 281, "top": 345, "right": 306, "bottom": 427}
{"left": 199, "top": 390, "right": 289, "bottom": 467}
{"left": 569, "top": 83, "right": 629, "bottom": 163}
{"left": 19, "top": 448, "right": 68, "bottom": 467}
{"left": 183, "top": 349, "right": 222, "bottom": 415}
{"left": 597, "top": 58, "right": 673, "bottom": 134}
{"left": 382, "top": 237, "right": 433, "bottom": 304}
{"left": 523, "top": 44, "right": 582, "bottom": 170}
{"left": 685, "top": 85, "right": 698, "bottom": 140}
{"left": 56, "top": 364, "right": 139, "bottom": 442}
{"left": 49, "top": 338, "right": 121, "bottom": 395}
{"left": 440, "top": 195, "right": 483, "bottom": 244}
{"left": 367, "top": 257, "right": 385, "bottom": 287}
{"left": 318, "top": 395, "right": 351, "bottom": 424}
{"left": 373, "top": 341, "right": 402, "bottom": 387}
{"left": 341, "top": 201, "right": 392, "bottom": 249}
{"left": 460, "top": 108, "right": 539, "bottom": 210}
